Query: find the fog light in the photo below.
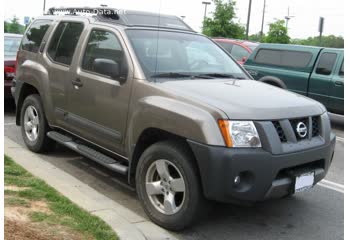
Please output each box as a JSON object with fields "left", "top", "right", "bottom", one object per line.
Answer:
{"left": 234, "top": 176, "right": 241, "bottom": 185}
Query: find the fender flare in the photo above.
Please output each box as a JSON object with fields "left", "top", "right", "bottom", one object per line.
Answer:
{"left": 258, "top": 76, "right": 287, "bottom": 89}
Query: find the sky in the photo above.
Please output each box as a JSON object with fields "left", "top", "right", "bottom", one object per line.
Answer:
{"left": 4, "top": 0, "right": 344, "bottom": 39}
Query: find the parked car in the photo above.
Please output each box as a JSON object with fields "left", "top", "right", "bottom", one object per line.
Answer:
{"left": 4, "top": 33, "right": 22, "bottom": 99}
{"left": 213, "top": 38, "right": 259, "bottom": 64}
{"left": 244, "top": 44, "right": 344, "bottom": 115}
{"left": 13, "top": 7, "right": 335, "bottom": 230}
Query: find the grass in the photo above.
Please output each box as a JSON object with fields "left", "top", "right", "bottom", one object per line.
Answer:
{"left": 4, "top": 155, "right": 118, "bottom": 240}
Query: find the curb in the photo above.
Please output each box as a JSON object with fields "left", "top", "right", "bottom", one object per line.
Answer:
{"left": 5, "top": 136, "right": 178, "bottom": 240}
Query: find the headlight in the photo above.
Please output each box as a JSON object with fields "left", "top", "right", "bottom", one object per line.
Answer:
{"left": 218, "top": 120, "right": 261, "bottom": 148}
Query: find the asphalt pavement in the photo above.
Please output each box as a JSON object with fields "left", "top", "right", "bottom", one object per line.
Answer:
{"left": 4, "top": 100, "right": 344, "bottom": 240}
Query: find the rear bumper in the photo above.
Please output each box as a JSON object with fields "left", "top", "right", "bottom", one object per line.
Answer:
{"left": 188, "top": 135, "right": 336, "bottom": 204}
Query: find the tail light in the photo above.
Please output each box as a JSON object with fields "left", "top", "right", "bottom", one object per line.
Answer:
{"left": 4, "top": 66, "right": 16, "bottom": 80}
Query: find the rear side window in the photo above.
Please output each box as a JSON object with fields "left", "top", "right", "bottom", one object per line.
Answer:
{"left": 231, "top": 44, "right": 250, "bottom": 61}
{"left": 22, "top": 20, "right": 52, "bottom": 53}
{"left": 82, "top": 29, "right": 124, "bottom": 74}
{"left": 315, "top": 53, "right": 337, "bottom": 75}
{"left": 255, "top": 49, "right": 312, "bottom": 68}
{"left": 216, "top": 42, "right": 233, "bottom": 52}
{"left": 47, "top": 22, "right": 84, "bottom": 65}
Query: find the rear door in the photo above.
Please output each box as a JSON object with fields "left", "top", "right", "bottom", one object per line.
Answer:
{"left": 43, "top": 20, "right": 86, "bottom": 127}
{"left": 66, "top": 25, "right": 133, "bottom": 154}
{"left": 308, "top": 50, "right": 338, "bottom": 110}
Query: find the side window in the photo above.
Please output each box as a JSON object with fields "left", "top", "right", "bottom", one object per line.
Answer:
{"left": 255, "top": 49, "right": 312, "bottom": 68}
{"left": 22, "top": 20, "right": 52, "bottom": 53}
{"left": 217, "top": 42, "right": 233, "bottom": 53}
{"left": 47, "top": 22, "right": 84, "bottom": 65}
{"left": 339, "top": 61, "right": 344, "bottom": 77}
{"left": 316, "top": 53, "right": 337, "bottom": 75}
{"left": 82, "top": 29, "right": 127, "bottom": 78}
{"left": 230, "top": 44, "right": 249, "bottom": 61}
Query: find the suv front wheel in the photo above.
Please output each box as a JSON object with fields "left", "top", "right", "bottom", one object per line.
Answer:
{"left": 20, "top": 94, "right": 55, "bottom": 152}
{"left": 136, "top": 141, "right": 205, "bottom": 231}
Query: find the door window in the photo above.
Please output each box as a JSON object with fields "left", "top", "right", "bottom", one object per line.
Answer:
{"left": 47, "top": 22, "right": 84, "bottom": 65}
{"left": 82, "top": 29, "right": 127, "bottom": 78}
{"left": 22, "top": 20, "right": 52, "bottom": 53}
{"left": 230, "top": 44, "right": 250, "bottom": 61}
{"left": 315, "top": 53, "right": 337, "bottom": 75}
{"left": 339, "top": 60, "right": 344, "bottom": 77}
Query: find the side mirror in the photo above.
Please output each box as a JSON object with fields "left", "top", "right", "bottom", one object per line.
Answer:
{"left": 93, "top": 58, "right": 120, "bottom": 80}
{"left": 242, "top": 56, "right": 247, "bottom": 63}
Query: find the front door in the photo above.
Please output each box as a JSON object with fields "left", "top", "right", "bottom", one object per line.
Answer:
{"left": 66, "top": 26, "right": 133, "bottom": 154}
{"left": 308, "top": 51, "right": 338, "bottom": 110}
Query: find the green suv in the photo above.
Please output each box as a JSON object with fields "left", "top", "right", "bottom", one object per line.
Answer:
{"left": 244, "top": 44, "right": 344, "bottom": 115}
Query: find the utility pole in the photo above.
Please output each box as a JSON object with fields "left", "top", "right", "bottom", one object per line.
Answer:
{"left": 260, "top": 0, "right": 266, "bottom": 40}
{"left": 284, "top": 7, "right": 294, "bottom": 32}
{"left": 246, "top": 0, "right": 252, "bottom": 40}
{"left": 319, "top": 17, "right": 324, "bottom": 46}
{"left": 202, "top": 1, "right": 211, "bottom": 21}
{"left": 43, "top": 0, "right": 46, "bottom": 14}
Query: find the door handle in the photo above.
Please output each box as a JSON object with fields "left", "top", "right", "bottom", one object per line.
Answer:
{"left": 72, "top": 78, "right": 83, "bottom": 87}
{"left": 335, "top": 81, "right": 343, "bottom": 86}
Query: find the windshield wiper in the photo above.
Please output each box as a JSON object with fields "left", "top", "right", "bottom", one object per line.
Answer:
{"left": 150, "top": 72, "right": 193, "bottom": 78}
{"left": 197, "top": 73, "right": 246, "bottom": 79}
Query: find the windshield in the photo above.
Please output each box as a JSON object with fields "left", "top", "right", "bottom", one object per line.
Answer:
{"left": 5, "top": 37, "right": 22, "bottom": 57}
{"left": 126, "top": 29, "right": 248, "bottom": 79}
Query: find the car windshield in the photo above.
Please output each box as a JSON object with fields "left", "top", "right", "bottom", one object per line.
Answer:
{"left": 5, "top": 37, "right": 22, "bottom": 57}
{"left": 126, "top": 29, "right": 248, "bottom": 80}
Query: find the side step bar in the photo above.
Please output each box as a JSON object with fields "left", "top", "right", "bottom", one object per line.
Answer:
{"left": 47, "top": 131, "right": 128, "bottom": 175}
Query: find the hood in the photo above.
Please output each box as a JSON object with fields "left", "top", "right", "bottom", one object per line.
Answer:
{"left": 157, "top": 79, "right": 326, "bottom": 120}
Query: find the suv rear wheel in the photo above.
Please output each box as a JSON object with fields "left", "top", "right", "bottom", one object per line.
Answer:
{"left": 136, "top": 141, "right": 204, "bottom": 231}
{"left": 20, "top": 94, "right": 55, "bottom": 152}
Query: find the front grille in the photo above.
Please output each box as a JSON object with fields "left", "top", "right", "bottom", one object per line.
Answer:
{"left": 272, "top": 116, "right": 321, "bottom": 143}
{"left": 312, "top": 116, "right": 320, "bottom": 137}
{"left": 272, "top": 121, "right": 287, "bottom": 142}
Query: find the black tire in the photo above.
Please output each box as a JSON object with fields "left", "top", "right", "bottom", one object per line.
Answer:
{"left": 20, "top": 94, "right": 55, "bottom": 153}
{"left": 136, "top": 141, "right": 205, "bottom": 231}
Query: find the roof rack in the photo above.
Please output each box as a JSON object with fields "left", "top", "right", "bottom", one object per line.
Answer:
{"left": 47, "top": 7, "right": 120, "bottom": 20}
{"left": 46, "top": 7, "right": 195, "bottom": 32}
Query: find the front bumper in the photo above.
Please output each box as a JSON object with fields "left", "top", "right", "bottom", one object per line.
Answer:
{"left": 188, "top": 135, "right": 336, "bottom": 204}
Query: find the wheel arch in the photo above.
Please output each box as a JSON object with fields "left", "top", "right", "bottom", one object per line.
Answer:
{"left": 258, "top": 76, "right": 287, "bottom": 89}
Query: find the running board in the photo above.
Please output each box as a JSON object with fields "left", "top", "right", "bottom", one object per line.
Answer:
{"left": 47, "top": 131, "right": 128, "bottom": 175}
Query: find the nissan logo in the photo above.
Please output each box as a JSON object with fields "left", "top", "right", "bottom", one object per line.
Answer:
{"left": 296, "top": 122, "right": 308, "bottom": 138}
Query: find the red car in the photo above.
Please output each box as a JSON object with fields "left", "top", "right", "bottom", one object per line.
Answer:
{"left": 213, "top": 38, "right": 259, "bottom": 65}
{"left": 4, "top": 33, "right": 22, "bottom": 99}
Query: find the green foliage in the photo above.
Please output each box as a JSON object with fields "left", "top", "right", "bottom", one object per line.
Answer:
{"left": 4, "top": 16, "right": 25, "bottom": 34}
{"left": 4, "top": 155, "right": 118, "bottom": 240}
{"left": 249, "top": 33, "right": 265, "bottom": 42}
{"left": 291, "top": 35, "right": 344, "bottom": 48}
{"left": 202, "top": 0, "right": 245, "bottom": 39}
{"left": 265, "top": 19, "right": 290, "bottom": 44}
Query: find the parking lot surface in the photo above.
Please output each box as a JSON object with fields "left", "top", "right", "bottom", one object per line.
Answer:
{"left": 4, "top": 101, "right": 344, "bottom": 240}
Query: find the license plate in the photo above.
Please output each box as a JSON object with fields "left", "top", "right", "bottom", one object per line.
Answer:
{"left": 294, "top": 172, "right": 315, "bottom": 193}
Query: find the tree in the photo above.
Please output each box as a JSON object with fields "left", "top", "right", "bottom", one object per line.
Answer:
{"left": 265, "top": 19, "right": 290, "bottom": 44}
{"left": 4, "top": 21, "right": 8, "bottom": 32}
{"left": 6, "top": 16, "right": 25, "bottom": 34}
{"left": 249, "top": 33, "right": 265, "bottom": 42}
{"left": 291, "top": 35, "right": 344, "bottom": 48}
{"left": 202, "top": 0, "right": 245, "bottom": 39}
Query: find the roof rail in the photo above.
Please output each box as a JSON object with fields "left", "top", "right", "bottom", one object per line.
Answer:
{"left": 47, "top": 7, "right": 121, "bottom": 20}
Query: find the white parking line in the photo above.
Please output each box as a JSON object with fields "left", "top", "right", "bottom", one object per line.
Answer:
{"left": 321, "top": 179, "right": 344, "bottom": 189}
{"left": 336, "top": 136, "right": 344, "bottom": 142}
{"left": 317, "top": 182, "right": 344, "bottom": 194}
